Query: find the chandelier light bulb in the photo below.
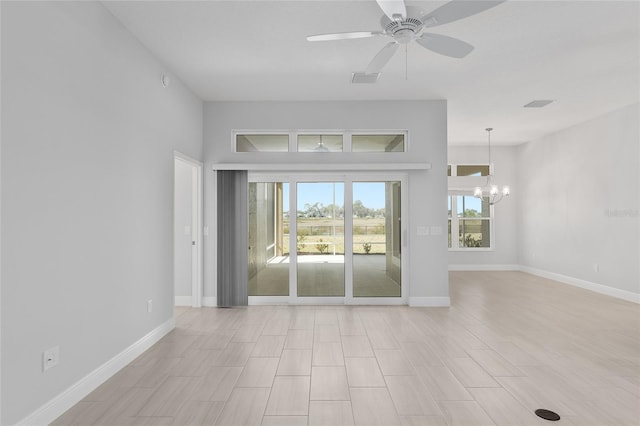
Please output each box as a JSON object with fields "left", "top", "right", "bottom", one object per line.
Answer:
{"left": 503, "top": 186, "right": 510, "bottom": 196}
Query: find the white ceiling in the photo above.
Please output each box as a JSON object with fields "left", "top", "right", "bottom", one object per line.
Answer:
{"left": 103, "top": 0, "right": 640, "bottom": 145}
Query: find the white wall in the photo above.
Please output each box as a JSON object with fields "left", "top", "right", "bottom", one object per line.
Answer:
{"left": 203, "top": 101, "right": 449, "bottom": 305}
{"left": 517, "top": 103, "right": 639, "bottom": 296}
{"left": 1, "top": 2, "right": 203, "bottom": 424}
{"left": 174, "top": 159, "right": 194, "bottom": 301}
{"left": 447, "top": 145, "right": 519, "bottom": 268}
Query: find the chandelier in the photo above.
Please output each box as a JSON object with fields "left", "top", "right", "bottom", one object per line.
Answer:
{"left": 473, "top": 128, "right": 510, "bottom": 205}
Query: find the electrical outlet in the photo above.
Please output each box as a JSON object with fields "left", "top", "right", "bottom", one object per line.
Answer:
{"left": 43, "top": 346, "right": 59, "bottom": 372}
{"left": 147, "top": 299, "right": 153, "bottom": 313}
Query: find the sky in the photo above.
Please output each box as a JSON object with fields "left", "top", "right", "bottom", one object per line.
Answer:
{"left": 282, "top": 182, "right": 387, "bottom": 212}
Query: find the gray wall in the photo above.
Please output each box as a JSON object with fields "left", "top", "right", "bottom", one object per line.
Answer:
{"left": 1, "top": 2, "right": 203, "bottom": 423}
{"left": 517, "top": 103, "right": 639, "bottom": 295}
{"left": 447, "top": 145, "right": 519, "bottom": 267}
{"left": 203, "top": 101, "right": 449, "bottom": 304}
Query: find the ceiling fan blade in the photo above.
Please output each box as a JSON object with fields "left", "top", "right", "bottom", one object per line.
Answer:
{"left": 421, "top": 1, "right": 505, "bottom": 28}
{"left": 416, "top": 33, "right": 474, "bottom": 58}
{"left": 365, "top": 42, "right": 399, "bottom": 74}
{"left": 376, "top": 0, "right": 406, "bottom": 21}
{"left": 306, "top": 31, "right": 382, "bottom": 42}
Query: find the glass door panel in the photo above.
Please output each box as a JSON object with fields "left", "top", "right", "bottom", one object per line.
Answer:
{"left": 296, "top": 182, "right": 345, "bottom": 296}
{"left": 248, "top": 182, "right": 289, "bottom": 296}
{"left": 352, "top": 182, "right": 401, "bottom": 297}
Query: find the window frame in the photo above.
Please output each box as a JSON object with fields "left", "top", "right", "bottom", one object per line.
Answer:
{"left": 350, "top": 131, "right": 408, "bottom": 153}
{"left": 448, "top": 162, "right": 495, "bottom": 251}
{"left": 233, "top": 131, "right": 291, "bottom": 153}
{"left": 232, "top": 130, "right": 408, "bottom": 153}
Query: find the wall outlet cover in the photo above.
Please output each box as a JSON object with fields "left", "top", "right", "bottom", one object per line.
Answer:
{"left": 417, "top": 226, "right": 429, "bottom": 236}
{"left": 43, "top": 346, "right": 60, "bottom": 372}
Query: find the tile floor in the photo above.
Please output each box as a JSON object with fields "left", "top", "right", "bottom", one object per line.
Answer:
{"left": 53, "top": 271, "right": 640, "bottom": 425}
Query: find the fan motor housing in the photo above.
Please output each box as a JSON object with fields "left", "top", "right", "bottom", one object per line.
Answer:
{"left": 382, "top": 16, "right": 424, "bottom": 43}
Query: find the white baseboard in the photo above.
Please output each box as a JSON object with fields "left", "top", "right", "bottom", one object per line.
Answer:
{"left": 202, "top": 296, "right": 217, "bottom": 307}
{"left": 174, "top": 296, "right": 192, "bottom": 306}
{"left": 519, "top": 266, "right": 640, "bottom": 304}
{"left": 449, "top": 264, "right": 520, "bottom": 271}
{"left": 16, "top": 318, "right": 175, "bottom": 426}
{"left": 248, "top": 296, "right": 290, "bottom": 305}
{"left": 409, "top": 297, "right": 450, "bottom": 307}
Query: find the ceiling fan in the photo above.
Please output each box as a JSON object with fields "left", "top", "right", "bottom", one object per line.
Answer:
{"left": 306, "top": 0, "right": 505, "bottom": 80}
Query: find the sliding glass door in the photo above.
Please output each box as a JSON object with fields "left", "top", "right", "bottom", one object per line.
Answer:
{"left": 352, "top": 181, "right": 401, "bottom": 297}
{"left": 248, "top": 174, "right": 405, "bottom": 304}
{"left": 248, "top": 182, "right": 289, "bottom": 296}
{"left": 296, "top": 182, "right": 345, "bottom": 297}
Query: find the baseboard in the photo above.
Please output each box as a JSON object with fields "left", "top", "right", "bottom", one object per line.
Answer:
{"left": 248, "top": 296, "right": 290, "bottom": 305}
{"left": 174, "top": 295, "right": 192, "bottom": 306}
{"left": 449, "top": 264, "right": 520, "bottom": 271}
{"left": 409, "top": 297, "right": 450, "bottom": 307}
{"left": 202, "top": 296, "right": 217, "bottom": 307}
{"left": 520, "top": 265, "right": 640, "bottom": 304}
{"left": 16, "top": 318, "right": 175, "bottom": 426}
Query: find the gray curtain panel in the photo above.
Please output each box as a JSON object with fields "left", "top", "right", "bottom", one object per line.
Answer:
{"left": 217, "top": 170, "right": 248, "bottom": 307}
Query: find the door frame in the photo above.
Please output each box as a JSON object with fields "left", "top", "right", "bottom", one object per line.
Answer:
{"left": 174, "top": 151, "right": 203, "bottom": 307}
{"left": 248, "top": 171, "right": 408, "bottom": 305}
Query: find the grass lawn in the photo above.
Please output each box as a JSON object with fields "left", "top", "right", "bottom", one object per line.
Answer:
{"left": 282, "top": 217, "right": 388, "bottom": 254}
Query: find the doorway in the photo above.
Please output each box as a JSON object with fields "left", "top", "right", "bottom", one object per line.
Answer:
{"left": 248, "top": 173, "right": 406, "bottom": 304}
{"left": 173, "top": 152, "right": 203, "bottom": 307}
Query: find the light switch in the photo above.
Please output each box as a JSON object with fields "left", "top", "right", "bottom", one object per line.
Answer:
{"left": 417, "top": 226, "right": 429, "bottom": 236}
{"left": 430, "top": 226, "right": 443, "bottom": 236}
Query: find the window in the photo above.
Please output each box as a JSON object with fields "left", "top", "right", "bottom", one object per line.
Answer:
{"left": 456, "top": 165, "right": 489, "bottom": 177}
{"left": 234, "top": 131, "right": 407, "bottom": 152}
{"left": 448, "top": 164, "right": 490, "bottom": 177}
{"left": 297, "top": 134, "right": 343, "bottom": 152}
{"left": 351, "top": 134, "right": 405, "bottom": 152}
{"left": 448, "top": 195, "right": 492, "bottom": 250}
{"left": 448, "top": 163, "right": 494, "bottom": 250}
{"left": 236, "top": 134, "right": 289, "bottom": 152}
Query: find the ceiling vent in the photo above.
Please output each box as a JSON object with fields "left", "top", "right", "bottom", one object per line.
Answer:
{"left": 524, "top": 100, "right": 554, "bottom": 108}
{"left": 351, "top": 72, "right": 380, "bottom": 84}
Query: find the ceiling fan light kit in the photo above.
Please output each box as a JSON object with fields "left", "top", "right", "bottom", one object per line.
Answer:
{"left": 307, "top": 0, "right": 505, "bottom": 82}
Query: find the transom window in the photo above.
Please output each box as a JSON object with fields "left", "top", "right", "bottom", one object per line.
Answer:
{"left": 447, "top": 164, "right": 490, "bottom": 176}
{"left": 234, "top": 130, "right": 407, "bottom": 153}
{"left": 351, "top": 134, "right": 404, "bottom": 152}
{"left": 297, "top": 134, "right": 343, "bottom": 153}
{"left": 236, "top": 134, "right": 289, "bottom": 152}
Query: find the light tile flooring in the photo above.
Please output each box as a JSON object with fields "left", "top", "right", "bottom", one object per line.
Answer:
{"left": 53, "top": 271, "right": 640, "bottom": 425}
